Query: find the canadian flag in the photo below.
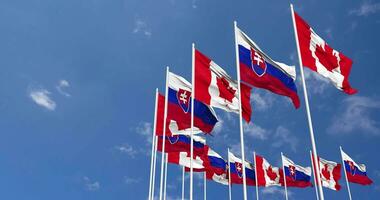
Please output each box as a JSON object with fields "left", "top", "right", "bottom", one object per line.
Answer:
{"left": 256, "top": 154, "right": 283, "bottom": 187}
{"left": 314, "top": 156, "right": 342, "bottom": 191}
{"left": 195, "top": 49, "right": 252, "bottom": 122}
{"left": 294, "top": 11, "right": 357, "bottom": 95}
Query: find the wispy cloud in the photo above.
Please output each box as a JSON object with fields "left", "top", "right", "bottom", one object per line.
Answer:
{"left": 251, "top": 91, "right": 275, "bottom": 111}
{"left": 124, "top": 177, "right": 141, "bottom": 184}
{"left": 261, "top": 187, "right": 292, "bottom": 198}
{"left": 83, "top": 176, "right": 100, "bottom": 191}
{"left": 244, "top": 122, "right": 270, "bottom": 140}
{"left": 349, "top": 1, "right": 380, "bottom": 16}
{"left": 271, "top": 126, "right": 298, "bottom": 152}
{"left": 328, "top": 96, "right": 380, "bottom": 135}
{"left": 56, "top": 79, "right": 71, "bottom": 97}
{"left": 133, "top": 19, "right": 152, "bottom": 37}
{"left": 29, "top": 88, "right": 56, "bottom": 111}
{"left": 191, "top": 0, "right": 198, "bottom": 9}
{"left": 136, "top": 122, "right": 153, "bottom": 143}
{"left": 114, "top": 143, "right": 138, "bottom": 158}
{"left": 303, "top": 69, "right": 330, "bottom": 95}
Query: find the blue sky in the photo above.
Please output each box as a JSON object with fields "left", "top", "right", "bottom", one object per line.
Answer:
{"left": 0, "top": 0, "right": 379, "bottom": 199}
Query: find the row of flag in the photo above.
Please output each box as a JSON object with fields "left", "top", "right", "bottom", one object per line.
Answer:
{"left": 148, "top": 4, "right": 369, "bottom": 200}
{"left": 158, "top": 134, "right": 373, "bottom": 190}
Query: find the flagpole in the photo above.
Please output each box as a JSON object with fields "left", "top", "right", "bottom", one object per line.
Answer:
{"left": 190, "top": 42, "right": 195, "bottom": 200}
{"left": 281, "top": 152, "right": 289, "bottom": 200}
{"left": 149, "top": 89, "right": 159, "bottom": 200}
{"left": 228, "top": 148, "right": 232, "bottom": 200}
{"left": 182, "top": 166, "right": 185, "bottom": 200}
{"left": 310, "top": 151, "right": 320, "bottom": 200}
{"left": 233, "top": 20, "right": 248, "bottom": 200}
{"left": 204, "top": 140, "right": 207, "bottom": 200}
{"left": 204, "top": 171, "right": 207, "bottom": 200}
{"left": 290, "top": 4, "right": 324, "bottom": 200}
{"left": 253, "top": 151, "right": 259, "bottom": 200}
{"left": 340, "top": 146, "right": 353, "bottom": 200}
{"left": 159, "top": 67, "right": 170, "bottom": 200}
{"left": 163, "top": 154, "right": 168, "bottom": 200}
{"left": 151, "top": 135, "right": 158, "bottom": 200}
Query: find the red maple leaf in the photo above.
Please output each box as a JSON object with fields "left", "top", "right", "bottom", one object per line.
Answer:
{"left": 266, "top": 166, "right": 278, "bottom": 181}
{"left": 216, "top": 77, "right": 236, "bottom": 103}
{"left": 321, "top": 164, "right": 331, "bottom": 180}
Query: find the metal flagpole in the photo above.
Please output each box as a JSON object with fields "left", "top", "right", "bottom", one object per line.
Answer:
{"left": 340, "top": 146, "right": 353, "bottom": 200}
{"left": 290, "top": 4, "right": 324, "bottom": 200}
{"left": 149, "top": 89, "right": 159, "bottom": 200}
{"left": 163, "top": 154, "right": 168, "bottom": 200}
{"left": 182, "top": 166, "right": 185, "bottom": 200}
{"left": 204, "top": 171, "right": 207, "bottom": 200}
{"left": 309, "top": 151, "right": 320, "bottom": 200}
{"left": 233, "top": 20, "right": 248, "bottom": 200}
{"left": 151, "top": 135, "right": 158, "bottom": 200}
{"left": 190, "top": 43, "right": 195, "bottom": 200}
{"left": 281, "top": 153, "right": 289, "bottom": 200}
{"left": 228, "top": 148, "right": 232, "bottom": 200}
{"left": 204, "top": 140, "right": 207, "bottom": 200}
{"left": 253, "top": 151, "right": 259, "bottom": 200}
{"left": 159, "top": 67, "right": 170, "bottom": 200}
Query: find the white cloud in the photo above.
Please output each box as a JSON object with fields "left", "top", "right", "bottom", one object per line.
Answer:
{"left": 302, "top": 69, "right": 330, "bottom": 95}
{"left": 212, "top": 118, "right": 224, "bottom": 135}
{"left": 244, "top": 122, "right": 269, "bottom": 140}
{"left": 328, "top": 96, "right": 380, "bottom": 135}
{"left": 83, "top": 176, "right": 100, "bottom": 191}
{"left": 124, "top": 177, "right": 141, "bottom": 184}
{"left": 114, "top": 143, "right": 138, "bottom": 158}
{"left": 261, "top": 187, "right": 292, "bottom": 198}
{"left": 29, "top": 88, "right": 56, "bottom": 111}
{"left": 350, "top": 1, "right": 380, "bottom": 16}
{"left": 324, "top": 28, "right": 333, "bottom": 39}
{"left": 56, "top": 79, "right": 71, "bottom": 97}
{"left": 251, "top": 91, "right": 275, "bottom": 111}
{"left": 271, "top": 126, "right": 298, "bottom": 152}
{"left": 133, "top": 19, "right": 152, "bottom": 37}
{"left": 136, "top": 122, "right": 153, "bottom": 143}
{"left": 191, "top": 0, "right": 198, "bottom": 9}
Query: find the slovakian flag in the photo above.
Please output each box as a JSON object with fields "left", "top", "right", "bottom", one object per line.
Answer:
{"left": 155, "top": 93, "right": 202, "bottom": 136}
{"left": 282, "top": 155, "right": 312, "bottom": 188}
{"left": 236, "top": 27, "right": 300, "bottom": 109}
{"left": 293, "top": 11, "right": 357, "bottom": 95}
{"left": 194, "top": 49, "right": 252, "bottom": 122}
{"left": 341, "top": 149, "right": 373, "bottom": 185}
{"left": 167, "top": 72, "right": 218, "bottom": 134}
{"left": 157, "top": 135, "right": 206, "bottom": 156}
{"left": 314, "top": 156, "right": 342, "bottom": 191}
{"left": 228, "top": 151, "right": 256, "bottom": 186}
{"left": 256, "top": 154, "right": 283, "bottom": 187}
{"left": 167, "top": 151, "right": 205, "bottom": 170}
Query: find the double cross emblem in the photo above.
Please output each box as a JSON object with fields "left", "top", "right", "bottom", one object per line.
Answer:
{"left": 177, "top": 88, "right": 191, "bottom": 113}
{"left": 250, "top": 48, "right": 267, "bottom": 77}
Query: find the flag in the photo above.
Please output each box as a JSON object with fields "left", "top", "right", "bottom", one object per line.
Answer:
{"left": 157, "top": 135, "right": 206, "bottom": 156}
{"left": 236, "top": 27, "right": 300, "bottom": 108}
{"left": 204, "top": 147, "right": 229, "bottom": 185}
{"left": 315, "top": 156, "right": 342, "bottom": 191}
{"left": 194, "top": 49, "right": 252, "bottom": 122}
{"left": 167, "top": 151, "right": 205, "bottom": 170}
{"left": 341, "top": 149, "right": 373, "bottom": 185}
{"left": 167, "top": 72, "right": 219, "bottom": 134}
{"left": 228, "top": 152, "right": 256, "bottom": 185}
{"left": 282, "top": 155, "right": 312, "bottom": 188}
{"left": 155, "top": 93, "right": 202, "bottom": 136}
{"left": 256, "top": 154, "right": 282, "bottom": 187}
{"left": 293, "top": 12, "right": 357, "bottom": 94}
